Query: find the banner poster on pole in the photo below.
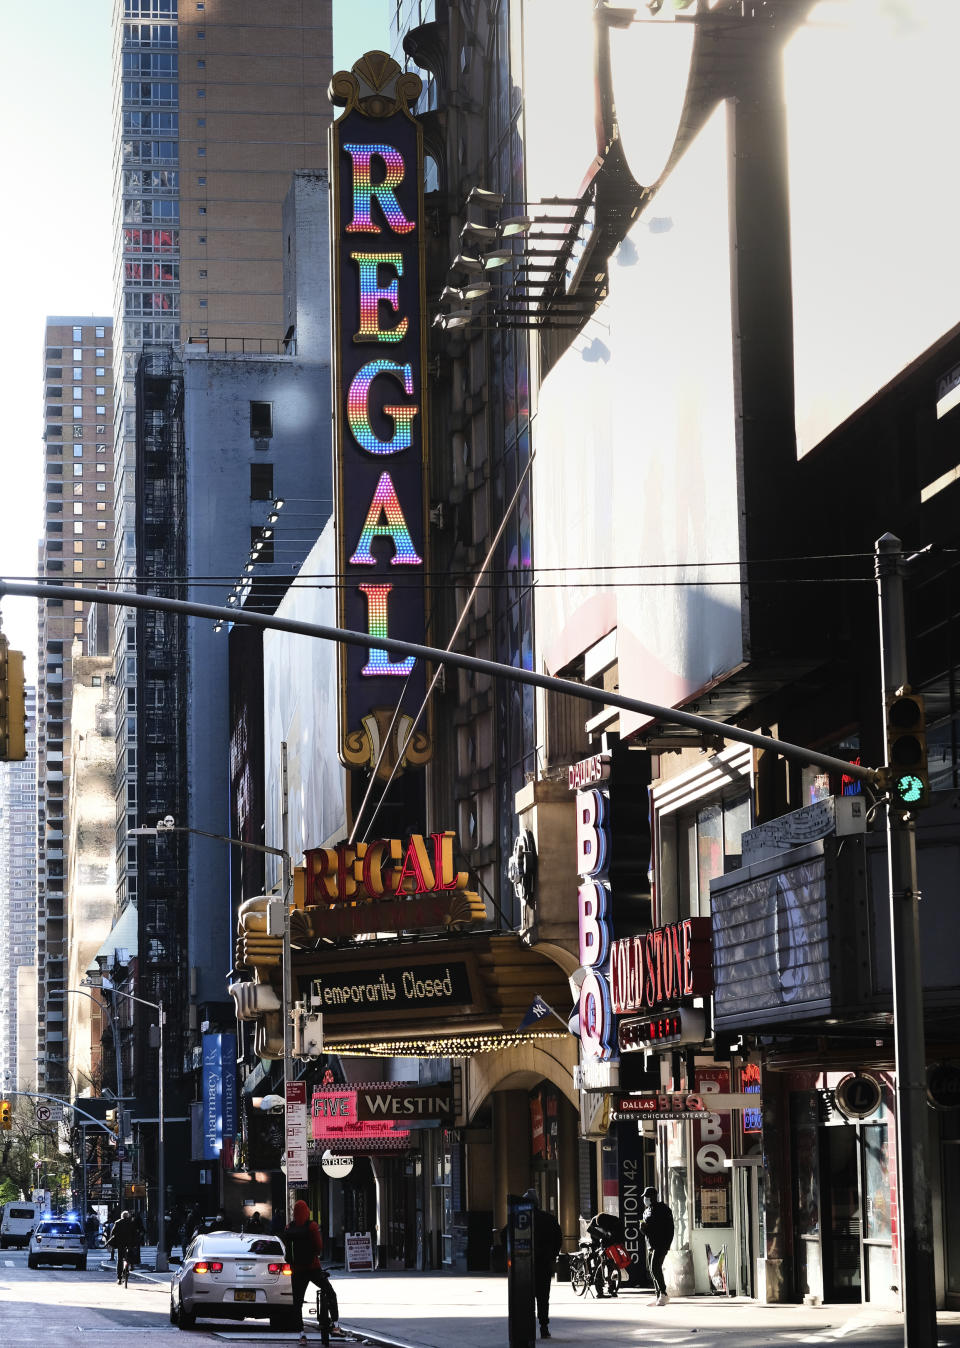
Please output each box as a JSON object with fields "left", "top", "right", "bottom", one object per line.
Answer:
{"left": 285, "top": 1080, "right": 309, "bottom": 1185}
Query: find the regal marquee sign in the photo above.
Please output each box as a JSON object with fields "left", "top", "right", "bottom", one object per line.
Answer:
{"left": 300, "top": 830, "right": 486, "bottom": 938}
{"left": 330, "top": 51, "right": 432, "bottom": 776}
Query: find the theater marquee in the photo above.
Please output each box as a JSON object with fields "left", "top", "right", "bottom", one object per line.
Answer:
{"left": 329, "top": 52, "right": 432, "bottom": 776}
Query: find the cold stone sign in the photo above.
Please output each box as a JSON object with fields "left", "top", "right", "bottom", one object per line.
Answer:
{"left": 330, "top": 52, "right": 432, "bottom": 773}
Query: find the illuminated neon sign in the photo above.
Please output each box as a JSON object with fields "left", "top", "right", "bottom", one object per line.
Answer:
{"left": 330, "top": 52, "right": 432, "bottom": 773}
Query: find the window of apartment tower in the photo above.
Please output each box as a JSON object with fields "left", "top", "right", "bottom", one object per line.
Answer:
{"left": 250, "top": 401, "right": 273, "bottom": 439}
{"left": 250, "top": 463, "right": 273, "bottom": 500}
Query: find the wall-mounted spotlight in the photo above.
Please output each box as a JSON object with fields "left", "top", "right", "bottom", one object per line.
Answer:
{"left": 467, "top": 186, "right": 505, "bottom": 207}
{"left": 452, "top": 252, "right": 484, "bottom": 275}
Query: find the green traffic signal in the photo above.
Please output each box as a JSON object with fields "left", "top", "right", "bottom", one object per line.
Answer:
{"left": 894, "top": 773, "right": 928, "bottom": 807}
{"left": 885, "top": 688, "right": 930, "bottom": 810}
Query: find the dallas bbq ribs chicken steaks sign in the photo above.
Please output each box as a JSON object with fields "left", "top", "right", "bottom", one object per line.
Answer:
{"left": 330, "top": 53, "right": 433, "bottom": 776}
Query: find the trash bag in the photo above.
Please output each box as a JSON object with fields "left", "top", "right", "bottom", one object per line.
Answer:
{"left": 665, "top": 1244, "right": 695, "bottom": 1297}
{"left": 705, "top": 1242, "right": 727, "bottom": 1294}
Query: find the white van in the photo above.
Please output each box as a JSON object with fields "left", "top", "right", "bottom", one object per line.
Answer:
{"left": 1, "top": 1202, "right": 41, "bottom": 1249}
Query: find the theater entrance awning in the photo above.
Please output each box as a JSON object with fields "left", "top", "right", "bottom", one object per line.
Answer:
{"left": 293, "top": 933, "right": 573, "bottom": 1056}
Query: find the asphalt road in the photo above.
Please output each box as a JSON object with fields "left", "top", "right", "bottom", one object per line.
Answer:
{"left": 0, "top": 1250, "right": 958, "bottom": 1348}
{"left": 0, "top": 1246, "right": 329, "bottom": 1343}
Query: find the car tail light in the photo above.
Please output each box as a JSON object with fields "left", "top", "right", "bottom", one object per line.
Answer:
{"left": 192, "top": 1260, "right": 223, "bottom": 1274}
{"left": 267, "top": 1262, "right": 292, "bottom": 1275}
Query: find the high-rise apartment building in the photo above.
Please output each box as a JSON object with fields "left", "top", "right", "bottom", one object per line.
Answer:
{"left": 37, "top": 318, "right": 115, "bottom": 1102}
{"left": 0, "top": 685, "right": 38, "bottom": 1093}
{"left": 108, "top": 3, "right": 332, "bottom": 1170}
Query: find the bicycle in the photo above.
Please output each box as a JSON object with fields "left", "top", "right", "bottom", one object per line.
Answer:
{"left": 116, "top": 1247, "right": 133, "bottom": 1288}
{"left": 312, "top": 1266, "right": 340, "bottom": 1342}
{"left": 569, "top": 1240, "right": 623, "bottom": 1298}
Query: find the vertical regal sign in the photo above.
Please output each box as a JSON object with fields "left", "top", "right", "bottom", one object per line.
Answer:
{"left": 330, "top": 52, "right": 433, "bottom": 776}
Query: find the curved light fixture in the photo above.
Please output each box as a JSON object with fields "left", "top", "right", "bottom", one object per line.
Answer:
{"left": 452, "top": 252, "right": 484, "bottom": 275}
{"left": 461, "top": 280, "right": 493, "bottom": 302}
{"left": 483, "top": 249, "right": 513, "bottom": 270}
{"left": 461, "top": 220, "right": 498, "bottom": 245}
{"left": 500, "top": 215, "right": 532, "bottom": 238}
{"left": 467, "top": 186, "right": 504, "bottom": 207}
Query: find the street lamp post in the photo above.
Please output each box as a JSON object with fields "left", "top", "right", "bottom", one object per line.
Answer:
{"left": 77, "top": 981, "right": 167, "bottom": 1272}
{"left": 64, "top": 985, "right": 127, "bottom": 1225}
{"left": 129, "top": 781, "right": 296, "bottom": 1226}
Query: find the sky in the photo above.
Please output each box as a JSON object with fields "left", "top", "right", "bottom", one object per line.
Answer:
{"left": 0, "top": 0, "right": 390, "bottom": 680}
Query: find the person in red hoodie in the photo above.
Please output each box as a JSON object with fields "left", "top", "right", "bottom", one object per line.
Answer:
{"left": 283, "top": 1199, "right": 340, "bottom": 1344}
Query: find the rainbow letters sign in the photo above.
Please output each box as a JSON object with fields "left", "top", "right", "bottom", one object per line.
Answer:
{"left": 330, "top": 53, "right": 432, "bottom": 773}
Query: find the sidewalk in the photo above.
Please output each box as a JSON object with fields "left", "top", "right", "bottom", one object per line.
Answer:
{"left": 324, "top": 1271, "right": 960, "bottom": 1348}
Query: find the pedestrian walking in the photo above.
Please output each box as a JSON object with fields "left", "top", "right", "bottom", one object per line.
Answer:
{"left": 523, "top": 1189, "right": 563, "bottom": 1340}
{"left": 283, "top": 1199, "right": 340, "bottom": 1346}
{"left": 640, "top": 1186, "right": 674, "bottom": 1307}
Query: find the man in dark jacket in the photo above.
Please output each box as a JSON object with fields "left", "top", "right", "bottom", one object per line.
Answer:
{"left": 106, "top": 1209, "right": 138, "bottom": 1283}
{"left": 524, "top": 1189, "right": 563, "bottom": 1340}
{"left": 640, "top": 1186, "right": 674, "bottom": 1306}
{"left": 283, "top": 1199, "right": 339, "bottom": 1346}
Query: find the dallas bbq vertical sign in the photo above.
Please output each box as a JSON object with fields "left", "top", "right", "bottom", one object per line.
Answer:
{"left": 330, "top": 53, "right": 433, "bottom": 774}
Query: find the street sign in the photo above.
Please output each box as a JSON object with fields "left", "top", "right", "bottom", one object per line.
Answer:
{"left": 36, "top": 1103, "right": 63, "bottom": 1124}
{"left": 35, "top": 1106, "right": 51, "bottom": 1123}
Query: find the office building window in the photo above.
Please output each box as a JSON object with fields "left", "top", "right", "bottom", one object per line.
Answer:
{"left": 73, "top": 405, "right": 83, "bottom": 418}
{"left": 96, "top": 387, "right": 106, "bottom": 396}
{"left": 73, "top": 465, "right": 83, "bottom": 477}
{"left": 73, "top": 327, "right": 82, "bottom": 341}
{"left": 95, "top": 326, "right": 105, "bottom": 338}
{"left": 73, "top": 446, "right": 83, "bottom": 457}
{"left": 73, "top": 349, "right": 82, "bottom": 360}
{"left": 197, "top": 146, "right": 206, "bottom": 156}
{"left": 96, "top": 348, "right": 105, "bottom": 357}
{"left": 73, "top": 503, "right": 83, "bottom": 515}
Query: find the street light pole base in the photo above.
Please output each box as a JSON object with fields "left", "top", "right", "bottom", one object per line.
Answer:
{"left": 155, "top": 1251, "right": 169, "bottom": 1273}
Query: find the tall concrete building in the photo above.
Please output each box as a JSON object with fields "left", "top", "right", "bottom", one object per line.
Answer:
{"left": 0, "top": 685, "right": 38, "bottom": 1093}
{"left": 37, "top": 319, "right": 115, "bottom": 1101}
{"left": 107, "top": 2, "right": 333, "bottom": 1200}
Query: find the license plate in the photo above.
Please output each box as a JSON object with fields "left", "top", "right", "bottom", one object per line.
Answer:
{"left": 234, "top": 1289, "right": 256, "bottom": 1302}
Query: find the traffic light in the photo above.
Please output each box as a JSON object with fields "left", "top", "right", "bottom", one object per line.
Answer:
{"left": 105, "top": 1107, "right": 118, "bottom": 1138}
{"left": 0, "top": 636, "right": 26, "bottom": 762}
{"left": 0, "top": 1100, "right": 11, "bottom": 1130}
{"left": 885, "top": 688, "right": 929, "bottom": 809}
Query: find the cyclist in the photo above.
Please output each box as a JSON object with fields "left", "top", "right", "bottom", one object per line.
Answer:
{"left": 284, "top": 1199, "right": 340, "bottom": 1347}
{"left": 106, "top": 1209, "right": 138, "bottom": 1286}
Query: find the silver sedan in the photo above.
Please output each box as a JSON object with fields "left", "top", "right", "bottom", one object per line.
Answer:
{"left": 169, "top": 1230, "right": 295, "bottom": 1331}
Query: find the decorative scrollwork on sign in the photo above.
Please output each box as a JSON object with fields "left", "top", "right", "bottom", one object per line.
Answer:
{"left": 342, "top": 708, "right": 432, "bottom": 779}
{"left": 328, "top": 50, "right": 423, "bottom": 118}
{"left": 508, "top": 828, "right": 537, "bottom": 904}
